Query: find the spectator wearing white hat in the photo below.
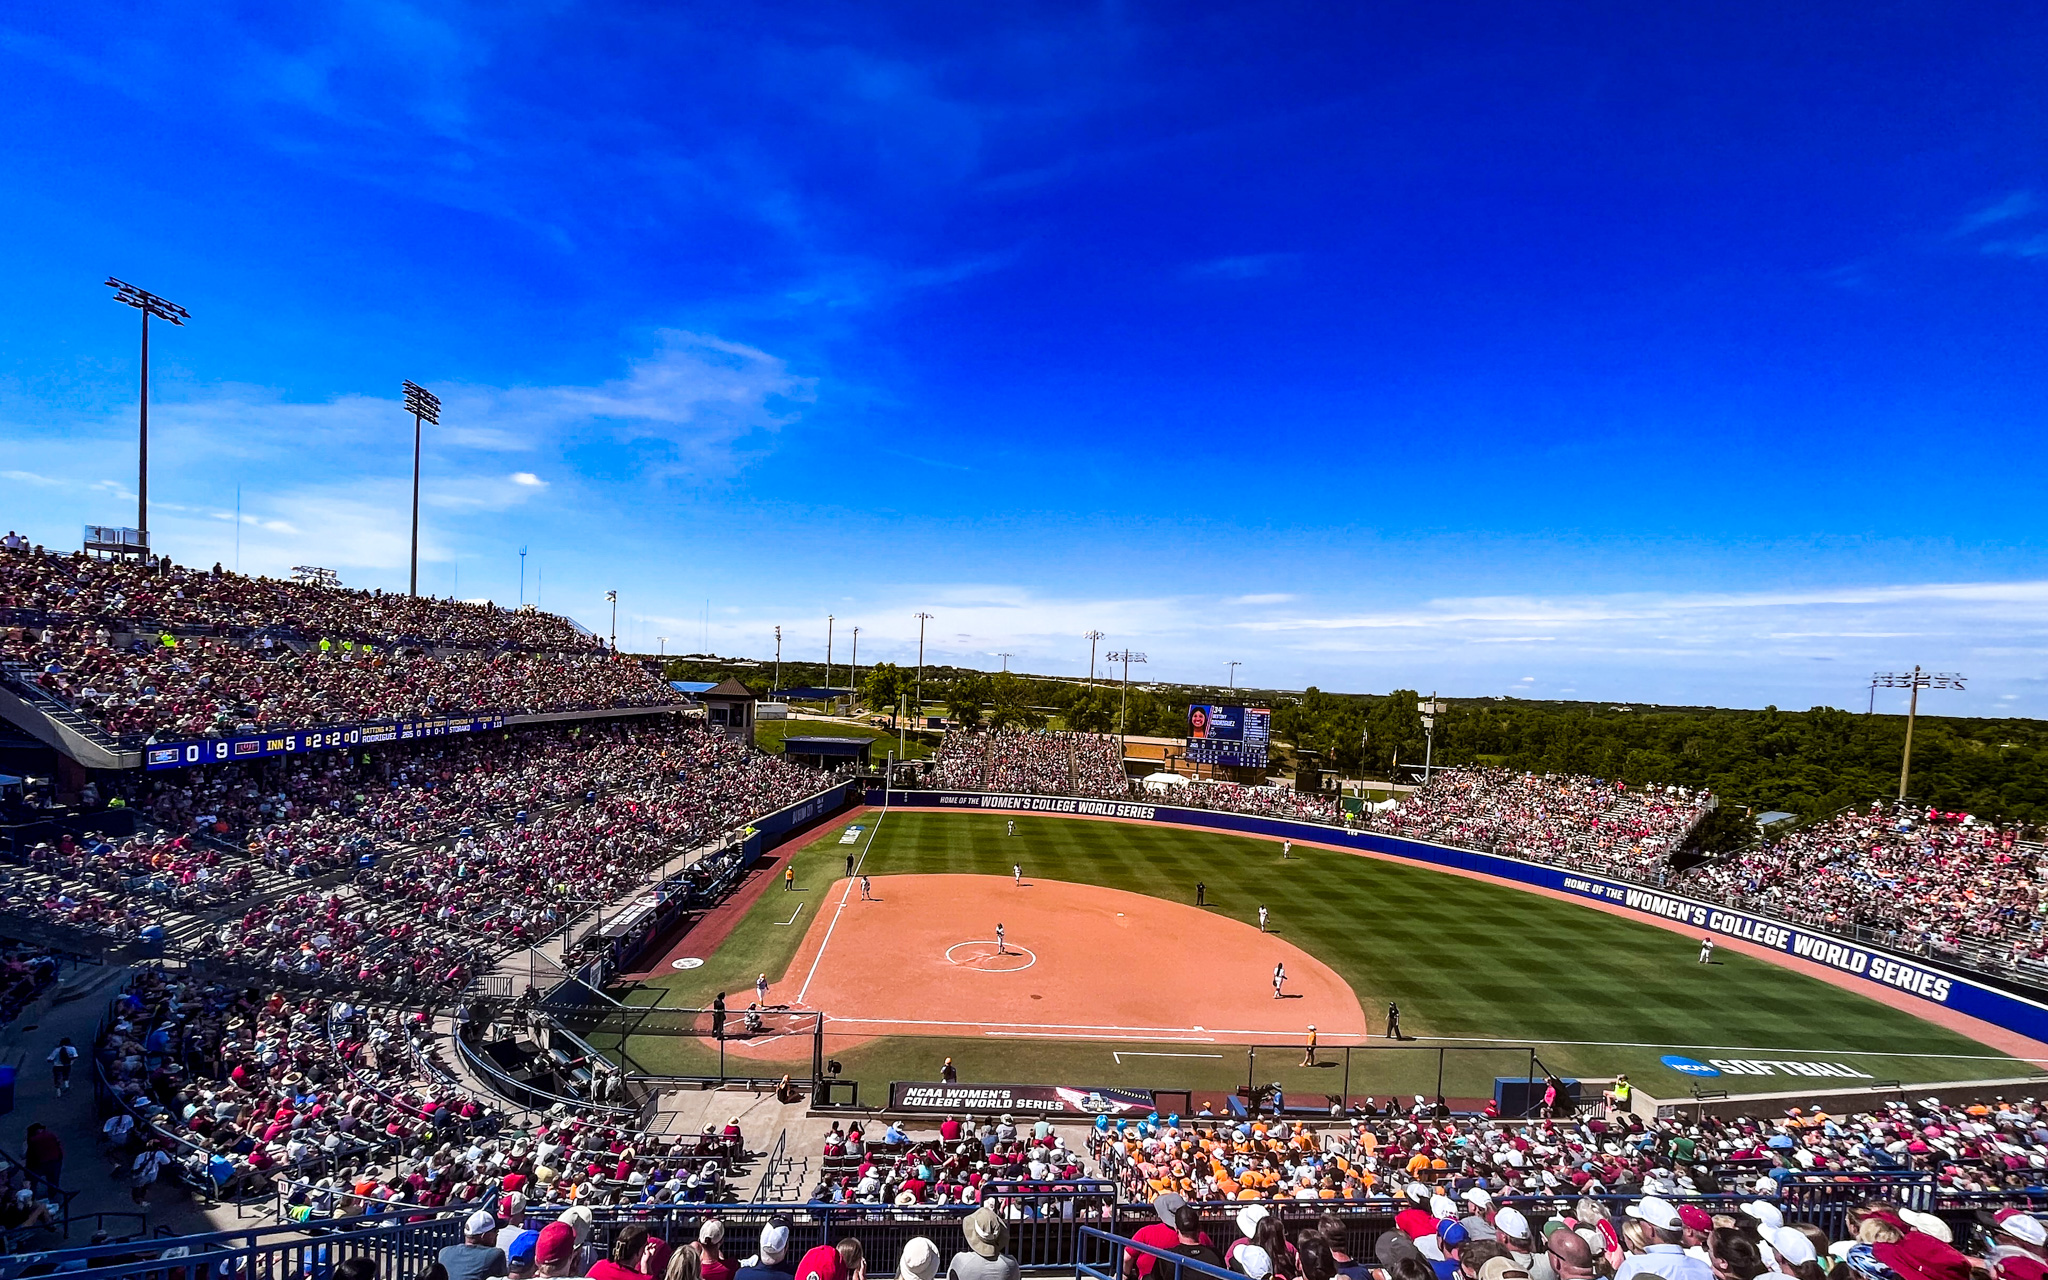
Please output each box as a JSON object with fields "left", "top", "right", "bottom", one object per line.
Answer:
{"left": 1460, "top": 1188, "right": 1500, "bottom": 1242}
{"left": 1614, "top": 1199, "right": 1713, "bottom": 1280}
{"left": 735, "top": 1221, "right": 795, "bottom": 1280}
{"left": 1985, "top": 1212, "right": 2048, "bottom": 1280}
{"left": 442, "top": 1211, "right": 511, "bottom": 1280}
{"left": 1763, "top": 1226, "right": 1824, "bottom": 1280}
{"left": 897, "top": 1240, "right": 941, "bottom": 1280}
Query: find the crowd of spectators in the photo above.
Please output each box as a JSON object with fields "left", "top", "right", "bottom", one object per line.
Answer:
{"left": 1097, "top": 1093, "right": 2048, "bottom": 1206}
{"left": 0, "top": 542, "right": 601, "bottom": 651}
{"left": 1173, "top": 780, "right": 1344, "bottom": 824}
{"left": 0, "top": 940, "right": 59, "bottom": 1026}
{"left": 1364, "top": 770, "right": 1714, "bottom": 880}
{"left": 933, "top": 731, "right": 1128, "bottom": 797}
{"left": 809, "top": 1112, "right": 1094, "bottom": 1209}
{"left": 1679, "top": 803, "right": 2048, "bottom": 971}
{"left": 98, "top": 964, "right": 758, "bottom": 1218}
{"left": 137, "top": 721, "right": 828, "bottom": 991}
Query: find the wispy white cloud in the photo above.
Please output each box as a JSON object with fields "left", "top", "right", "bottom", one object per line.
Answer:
{"left": 1954, "top": 191, "right": 2038, "bottom": 236}
{"left": 1184, "top": 252, "right": 1300, "bottom": 281}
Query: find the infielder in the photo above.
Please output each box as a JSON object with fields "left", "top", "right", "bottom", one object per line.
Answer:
{"left": 995, "top": 922, "right": 1007, "bottom": 955}
{"left": 1258, "top": 904, "right": 1269, "bottom": 932}
{"left": 1272, "top": 961, "right": 1287, "bottom": 999}
{"left": 1013, "top": 863, "right": 1022, "bottom": 886}
{"left": 859, "top": 875, "right": 874, "bottom": 900}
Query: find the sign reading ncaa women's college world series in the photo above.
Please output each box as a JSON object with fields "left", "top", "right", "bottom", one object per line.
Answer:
{"left": 143, "top": 713, "right": 507, "bottom": 771}
{"left": 875, "top": 789, "right": 2048, "bottom": 1046}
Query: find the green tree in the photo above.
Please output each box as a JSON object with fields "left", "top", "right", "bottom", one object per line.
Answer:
{"left": 1067, "top": 688, "right": 1116, "bottom": 733}
{"left": 946, "top": 673, "right": 993, "bottom": 728}
{"left": 862, "top": 663, "right": 909, "bottom": 725}
{"left": 988, "top": 672, "right": 1048, "bottom": 730}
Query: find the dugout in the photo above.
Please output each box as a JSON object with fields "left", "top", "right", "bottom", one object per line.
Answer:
{"left": 782, "top": 736, "right": 874, "bottom": 769}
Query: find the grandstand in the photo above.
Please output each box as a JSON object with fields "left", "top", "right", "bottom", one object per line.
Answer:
{"left": 6, "top": 534, "right": 2048, "bottom": 1280}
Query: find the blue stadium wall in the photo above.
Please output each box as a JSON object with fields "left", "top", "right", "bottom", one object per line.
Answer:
{"left": 867, "top": 788, "right": 2048, "bottom": 1046}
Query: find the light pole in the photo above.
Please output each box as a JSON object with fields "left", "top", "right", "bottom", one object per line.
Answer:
{"left": 1871, "top": 667, "right": 1966, "bottom": 801}
{"left": 915, "top": 612, "right": 934, "bottom": 713}
{"left": 1418, "top": 693, "right": 1441, "bottom": 783}
{"left": 606, "top": 591, "right": 618, "bottom": 649}
{"left": 1084, "top": 630, "right": 1104, "bottom": 688}
{"left": 519, "top": 546, "right": 528, "bottom": 608}
{"left": 850, "top": 627, "right": 859, "bottom": 705}
{"left": 997, "top": 653, "right": 1012, "bottom": 672}
{"left": 1228, "top": 661, "right": 1241, "bottom": 690}
{"left": 826, "top": 616, "right": 835, "bottom": 705}
{"left": 774, "top": 626, "right": 782, "bottom": 694}
{"left": 105, "top": 278, "right": 189, "bottom": 542}
{"left": 657, "top": 637, "right": 666, "bottom": 656}
{"left": 401, "top": 381, "right": 440, "bottom": 595}
{"left": 1107, "top": 649, "right": 1148, "bottom": 756}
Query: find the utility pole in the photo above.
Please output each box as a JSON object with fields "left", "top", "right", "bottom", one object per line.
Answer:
{"left": 915, "top": 612, "right": 934, "bottom": 714}
{"left": 1871, "top": 667, "right": 1966, "bottom": 801}
{"left": 1084, "top": 631, "right": 1104, "bottom": 688}
{"left": 105, "top": 279, "right": 189, "bottom": 544}
{"left": 1228, "top": 661, "right": 1241, "bottom": 689}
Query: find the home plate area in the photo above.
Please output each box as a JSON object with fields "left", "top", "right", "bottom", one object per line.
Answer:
{"left": 762, "top": 872, "right": 1368, "bottom": 1045}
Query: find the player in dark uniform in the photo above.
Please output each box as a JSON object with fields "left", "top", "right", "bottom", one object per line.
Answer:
{"left": 1385, "top": 1001, "right": 1402, "bottom": 1040}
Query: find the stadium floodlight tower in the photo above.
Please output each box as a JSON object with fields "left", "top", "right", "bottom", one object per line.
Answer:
{"left": 1107, "top": 649, "right": 1148, "bottom": 753}
{"left": 915, "top": 611, "right": 934, "bottom": 712}
{"left": 826, "top": 616, "right": 835, "bottom": 706}
{"left": 401, "top": 381, "right": 440, "bottom": 595}
{"left": 1418, "top": 693, "right": 1444, "bottom": 783}
{"left": 606, "top": 590, "right": 618, "bottom": 650}
{"left": 1228, "top": 660, "right": 1242, "bottom": 689}
{"left": 1871, "top": 667, "right": 1965, "bottom": 801}
{"left": 1084, "top": 630, "right": 1105, "bottom": 688}
{"left": 104, "top": 278, "right": 190, "bottom": 542}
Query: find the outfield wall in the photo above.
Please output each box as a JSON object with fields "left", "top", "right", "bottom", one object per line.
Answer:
{"left": 869, "top": 788, "right": 2048, "bottom": 1046}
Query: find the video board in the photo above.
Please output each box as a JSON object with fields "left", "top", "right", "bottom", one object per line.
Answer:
{"left": 1185, "top": 704, "right": 1271, "bottom": 768}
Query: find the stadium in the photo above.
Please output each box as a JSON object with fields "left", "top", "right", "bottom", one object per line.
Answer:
{"left": 0, "top": 533, "right": 2045, "bottom": 1280}
{"left": 9, "top": 7, "right": 2048, "bottom": 1280}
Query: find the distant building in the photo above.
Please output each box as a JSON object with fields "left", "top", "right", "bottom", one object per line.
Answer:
{"left": 700, "top": 678, "right": 758, "bottom": 742}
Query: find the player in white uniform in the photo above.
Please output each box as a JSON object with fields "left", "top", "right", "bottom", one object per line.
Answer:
{"left": 995, "top": 923, "right": 1007, "bottom": 955}
{"left": 1282, "top": 840, "right": 1292, "bottom": 859}
{"left": 756, "top": 973, "right": 769, "bottom": 1006}
{"left": 1013, "top": 863, "right": 1021, "bottom": 885}
{"left": 1272, "top": 962, "right": 1287, "bottom": 998}
{"left": 859, "top": 875, "right": 874, "bottom": 900}
{"left": 1698, "top": 936, "right": 1715, "bottom": 964}
{"left": 1006, "top": 820, "right": 1016, "bottom": 837}
{"left": 1258, "top": 904, "right": 1269, "bottom": 932}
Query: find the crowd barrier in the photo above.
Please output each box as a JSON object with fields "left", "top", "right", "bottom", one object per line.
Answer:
{"left": 870, "top": 790, "right": 2048, "bottom": 1047}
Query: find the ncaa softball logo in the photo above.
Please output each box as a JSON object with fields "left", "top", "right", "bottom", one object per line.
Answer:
{"left": 1660, "top": 1054, "right": 1721, "bottom": 1077}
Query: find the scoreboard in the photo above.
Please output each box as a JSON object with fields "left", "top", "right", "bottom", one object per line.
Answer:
{"left": 1185, "top": 704, "right": 1271, "bottom": 768}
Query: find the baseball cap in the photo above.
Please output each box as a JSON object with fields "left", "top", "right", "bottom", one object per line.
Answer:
{"left": 1238, "top": 1246, "right": 1274, "bottom": 1280}
{"left": 1465, "top": 1188, "right": 1496, "bottom": 1209}
{"left": 759, "top": 1222, "right": 792, "bottom": 1262}
{"left": 965, "top": 1206, "right": 1009, "bottom": 1258}
{"left": 1740, "top": 1200, "right": 1784, "bottom": 1231}
{"left": 556, "top": 1206, "right": 594, "bottom": 1243}
{"left": 1999, "top": 1214, "right": 2048, "bottom": 1247}
{"left": 1154, "top": 1192, "right": 1187, "bottom": 1225}
{"left": 1406, "top": 1182, "right": 1433, "bottom": 1203}
{"left": 1771, "top": 1228, "right": 1817, "bottom": 1266}
{"left": 898, "top": 1238, "right": 942, "bottom": 1280}
{"left": 1237, "top": 1204, "right": 1270, "bottom": 1238}
{"left": 700, "top": 1220, "right": 726, "bottom": 1246}
{"left": 1678, "top": 1205, "right": 1713, "bottom": 1233}
{"left": 1431, "top": 1195, "right": 1460, "bottom": 1219}
{"left": 534, "top": 1223, "right": 578, "bottom": 1267}
{"left": 1493, "top": 1207, "right": 1530, "bottom": 1241}
{"left": 796, "top": 1246, "right": 842, "bottom": 1280}
{"left": 1440, "top": 1221, "right": 1471, "bottom": 1248}
{"left": 465, "top": 1210, "right": 498, "bottom": 1237}
{"left": 506, "top": 1231, "right": 540, "bottom": 1265}
{"left": 1625, "top": 1198, "right": 1681, "bottom": 1231}
{"left": 1478, "top": 1260, "right": 1532, "bottom": 1280}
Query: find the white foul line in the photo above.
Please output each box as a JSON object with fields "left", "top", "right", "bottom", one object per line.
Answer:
{"left": 1115, "top": 1051, "right": 1226, "bottom": 1062}
{"left": 776, "top": 904, "right": 804, "bottom": 926}
{"left": 797, "top": 794, "right": 889, "bottom": 1003}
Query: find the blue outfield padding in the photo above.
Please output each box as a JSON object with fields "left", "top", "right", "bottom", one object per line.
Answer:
{"left": 867, "top": 788, "right": 2048, "bottom": 1047}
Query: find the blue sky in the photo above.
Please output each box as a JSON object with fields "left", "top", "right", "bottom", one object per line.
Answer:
{"left": 3, "top": 1, "right": 2046, "bottom": 714}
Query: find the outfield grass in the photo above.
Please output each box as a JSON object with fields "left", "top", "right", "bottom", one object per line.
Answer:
{"left": 610, "top": 809, "right": 2033, "bottom": 1101}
